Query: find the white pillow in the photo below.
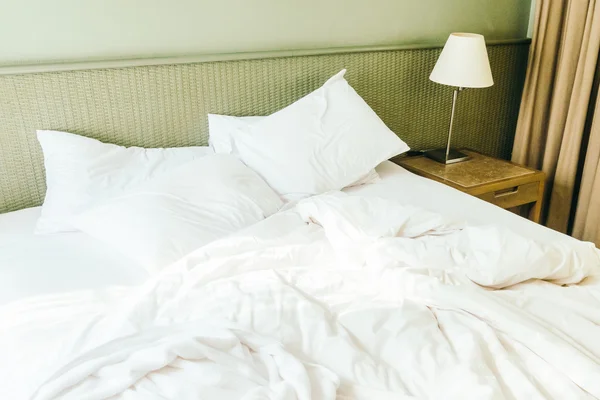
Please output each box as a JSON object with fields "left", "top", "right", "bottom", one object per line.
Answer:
{"left": 72, "top": 155, "right": 283, "bottom": 272}
{"left": 36, "top": 130, "right": 214, "bottom": 234}
{"left": 208, "top": 114, "right": 380, "bottom": 187}
{"left": 208, "top": 69, "right": 409, "bottom": 200}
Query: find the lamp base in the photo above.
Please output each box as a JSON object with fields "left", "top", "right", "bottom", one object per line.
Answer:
{"left": 424, "top": 148, "right": 470, "bottom": 164}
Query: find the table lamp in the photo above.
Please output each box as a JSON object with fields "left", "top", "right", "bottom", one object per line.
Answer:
{"left": 426, "top": 33, "right": 494, "bottom": 164}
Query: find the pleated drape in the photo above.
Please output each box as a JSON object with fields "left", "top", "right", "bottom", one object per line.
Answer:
{"left": 512, "top": 0, "right": 600, "bottom": 245}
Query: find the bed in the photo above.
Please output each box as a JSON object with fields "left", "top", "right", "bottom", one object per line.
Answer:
{"left": 3, "top": 158, "right": 599, "bottom": 399}
{"left": 1, "top": 45, "right": 599, "bottom": 400}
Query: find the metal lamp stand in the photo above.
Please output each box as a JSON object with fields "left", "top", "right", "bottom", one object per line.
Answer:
{"left": 424, "top": 87, "right": 470, "bottom": 164}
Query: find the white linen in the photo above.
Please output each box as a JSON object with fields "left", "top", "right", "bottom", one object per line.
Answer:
{"left": 208, "top": 114, "right": 262, "bottom": 154}
{"left": 36, "top": 130, "right": 213, "bottom": 234}
{"left": 73, "top": 155, "right": 284, "bottom": 272}
{"left": 0, "top": 161, "right": 573, "bottom": 306}
{"left": 209, "top": 70, "right": 409, "bottom": 200}
{"left": 207, "top": 113, "right": 380, "bottom": 187}
{"left": 0, "top": 161, "right": 575, "bottom": 304}
{"left": 0, "top": 207, "right": 148, "bottom": 305}
{"left": 347, "top": 161, "right": 571, "bottom": 243}
{"left": 2, "top": 191, "right": 599, "bottom": 399}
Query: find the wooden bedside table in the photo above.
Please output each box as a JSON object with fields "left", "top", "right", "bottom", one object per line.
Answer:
{"left": 392, "top": 149, "right": 546, "bottom": 223}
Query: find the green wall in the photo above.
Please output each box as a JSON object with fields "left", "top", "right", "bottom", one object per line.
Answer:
{"left": 0, "top": 0, "right": 531, "bottom": 65}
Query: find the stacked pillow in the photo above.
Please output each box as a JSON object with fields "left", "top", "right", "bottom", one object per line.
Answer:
{"left": 36, "top": 69, "right": 409, "bottom": 272}
{"left": 36, "top": 130, "right": 283, "bottom": 272}
{"left": 208, "top": 69, "right": 409, "bottom": 200}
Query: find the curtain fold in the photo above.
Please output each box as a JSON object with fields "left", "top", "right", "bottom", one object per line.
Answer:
{"left": 512, "top": 0, "right": 565, "bottom": 168}
{"left": 512, "top": 0, "right": 600, "bottom": 246}
{"left": 572, "top": 98, "right": 600, "bottom": 243}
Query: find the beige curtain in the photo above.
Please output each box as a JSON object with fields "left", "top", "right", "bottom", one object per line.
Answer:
{"left": 513, "top": 0, "right": 600, "bottom": 245}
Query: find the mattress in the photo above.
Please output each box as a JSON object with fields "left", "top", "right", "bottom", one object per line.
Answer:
{"left": 0, "top": 161, "right": 567, "bottom": 305}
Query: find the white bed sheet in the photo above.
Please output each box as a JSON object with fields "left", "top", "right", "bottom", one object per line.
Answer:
{"left": 0, "top": 207, "right": 148, "bottom": 305}
{"left": 347, "top": 161, "right": 569, "bottom": 244}
{"left": 0, "top": 161, "right": 567, "bottom": 306}
{"left": 2, "top": 161, "right": 599, "bottom": 400}
{"left": 3, "top": 185, "right": 598, "bottom": 400}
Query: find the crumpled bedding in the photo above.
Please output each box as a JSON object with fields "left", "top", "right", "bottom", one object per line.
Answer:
{"left": 1, "top": 192, "right": 600, "bottom": 400}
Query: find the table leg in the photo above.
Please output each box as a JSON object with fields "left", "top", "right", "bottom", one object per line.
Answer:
{"left": 530, "top": 180, "right": 545, "bottom": 223}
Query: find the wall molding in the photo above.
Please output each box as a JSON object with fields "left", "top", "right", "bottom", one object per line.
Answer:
{"left": 0, "top": 38, "right": 531, "bottom": 76}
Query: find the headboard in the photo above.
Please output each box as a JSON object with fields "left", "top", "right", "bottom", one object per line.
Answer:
{"left": 0, "top": 41, "right": 529, "bottom": 214}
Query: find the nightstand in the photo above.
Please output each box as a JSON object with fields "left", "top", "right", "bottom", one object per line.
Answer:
{"left": 391, "top": 149, "right": 546, "bottom": 223}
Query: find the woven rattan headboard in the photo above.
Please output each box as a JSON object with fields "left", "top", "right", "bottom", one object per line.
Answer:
{"left": 0, "top": 41, "right": 528, "bottom": 214}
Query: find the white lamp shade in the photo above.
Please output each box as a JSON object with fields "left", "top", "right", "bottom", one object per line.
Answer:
{"left": 429, "top": 33, "right": 494, "bottom": 88}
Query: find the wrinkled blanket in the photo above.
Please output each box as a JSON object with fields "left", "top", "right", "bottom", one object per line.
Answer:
{"left": 1, "top": 192, "right": 600, "bottom": 400}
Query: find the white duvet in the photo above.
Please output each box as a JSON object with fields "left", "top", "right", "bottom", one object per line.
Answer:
{"left": 2, "top": 193, "right": 600, "bottom": 399}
